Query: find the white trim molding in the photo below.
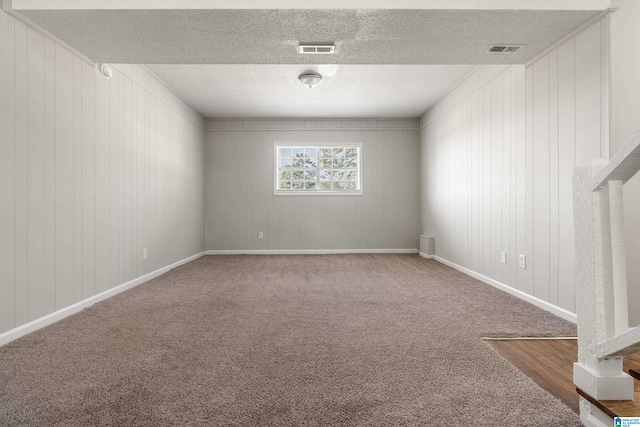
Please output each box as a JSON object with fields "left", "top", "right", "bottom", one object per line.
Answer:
{"left": 0, "top": 252, "right": 206, "bottom": 347}
{"left": 433, "top": 256, "right": 577, "bottom": 324}
{"left": 8, "top": 0, "right": 611, "bottom": 10}
{"left": 205, "top": 118, "right": 418, "bottom": 132}
{"left": 206, "top": 249, "right": 419, "bottom": 255}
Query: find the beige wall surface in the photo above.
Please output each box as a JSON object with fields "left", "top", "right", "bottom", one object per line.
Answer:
{"left": 205, "top": 119, "right": 419, "bottom": 252}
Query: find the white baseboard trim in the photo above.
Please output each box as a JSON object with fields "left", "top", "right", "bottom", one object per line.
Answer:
{"left": 206, "top": 249, "right": 419, "bottom": 255}
{"left": 419, "top": 252, "right": 434, "bottom": 259}
{"left": 0, "top": 251, "right": 206, "bottom": 347}
{"left": 433, "top": 256, "right": 577, "bottom": 324}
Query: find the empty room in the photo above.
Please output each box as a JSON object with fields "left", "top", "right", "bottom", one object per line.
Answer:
{"left": 1, "top": 0, "right": 640, "bottom": 426}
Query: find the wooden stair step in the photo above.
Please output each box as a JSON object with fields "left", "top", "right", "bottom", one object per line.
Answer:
{"left": 576, "top": 387, "right": 640, "bottom": 418}
{"left": 630, "top": 369, "right": 640, "bottom": 381}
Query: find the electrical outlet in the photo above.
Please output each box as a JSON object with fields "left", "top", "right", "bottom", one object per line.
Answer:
{"left": 519, "top": 254, "right": 526, "bottom": 269}
{"left": 143, "top": 248, "right": 148, "bottom": 259}
{"left": 258, "top": 231, "right": 263, "bottom": 239}
{"left": 500, "top": 252, "right": 507, "bottom": 264}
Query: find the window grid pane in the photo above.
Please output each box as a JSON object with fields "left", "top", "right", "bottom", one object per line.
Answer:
{"left": 277, "top": 145, "right": 360, "bottom": 193}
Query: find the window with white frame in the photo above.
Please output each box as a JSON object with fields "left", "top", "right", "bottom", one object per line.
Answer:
{"left": 275, "top": 143, "right": 362, "bottom": 195}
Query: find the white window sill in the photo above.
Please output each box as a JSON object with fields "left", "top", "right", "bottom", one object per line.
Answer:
{"left": 274, "top": 190, "right": 363, "bottom": 196}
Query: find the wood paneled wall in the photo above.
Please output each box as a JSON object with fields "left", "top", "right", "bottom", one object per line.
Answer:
{"left": 610, "top": 0, "right": 640, "bottom": 327}
{"left": 419, "top": 18, "right": 608, "bottom": 315}
{"left": 205, "top": 119, "right": 419, "bottom": 251}
{"left": 0, "top": 11, "right": 206, "bottom": 335}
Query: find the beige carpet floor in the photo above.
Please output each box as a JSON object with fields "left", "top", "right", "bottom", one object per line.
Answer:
{"left": 0, "top": 254, "right": 580, "bottom": 426}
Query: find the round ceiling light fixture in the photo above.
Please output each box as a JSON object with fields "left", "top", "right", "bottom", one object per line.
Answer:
{"left": 298, "top": 72, "right": 322, "bottom": 88}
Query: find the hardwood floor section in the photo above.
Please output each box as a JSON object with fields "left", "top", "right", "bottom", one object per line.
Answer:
{"left": 488, "top": 338, "right": 640, "bottom": 415}
{"left": 577, "top": 387, "right": 640, "bottom": 418}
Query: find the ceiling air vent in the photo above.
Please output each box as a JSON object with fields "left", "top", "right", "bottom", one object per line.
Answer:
{"left": 298, "top": 43, "right": 336, "bottom": 54}
{"left": 485, "top": 45, "right": 524, "bottom": 54}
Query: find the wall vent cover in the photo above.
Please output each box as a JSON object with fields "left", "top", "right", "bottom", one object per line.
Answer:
{"left": 298, "top": 43, "right": 336, "bottom": 54}
{"left": 485, "top": 45, "right": 524, "bottom": 53}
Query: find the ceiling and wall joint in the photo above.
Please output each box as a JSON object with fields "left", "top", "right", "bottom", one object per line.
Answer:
{"left": 524, "top": 8, "right": 616, "bottom": 69}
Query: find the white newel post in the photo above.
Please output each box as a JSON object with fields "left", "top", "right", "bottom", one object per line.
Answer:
{"left": 573, "top": 130, "right": 640, "bottom": 426}
{"left": 573, "top": 159, "right": 635, "bottom": 426}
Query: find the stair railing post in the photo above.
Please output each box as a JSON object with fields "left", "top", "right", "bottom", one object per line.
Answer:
{"left": 572, "top": 160, "right": 634, "bottom": 405}
{"left": 607, "top": 180, "right": 629, "bottom": 336}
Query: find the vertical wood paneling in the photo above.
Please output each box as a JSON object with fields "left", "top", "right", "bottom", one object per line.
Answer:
{"left": 575, "top": 21, "right": 603, "bottom": 163}
{"left": 470, "top": 91, "right": 480, "bottom": 273}
{"left": 55, "top": 45, "right": 74, "bottom": 309}
{"left": 436, "top": 118, "right": 445, "bottom": 258}
{"left": 123, "top": 77, "right": 132, "bottom": 282}
{"left": 516, "top": 66, "right": 527, "bottom": 292}
{"left": 72, "top": 56, "right": 83, "bottom": 303}
{"left": 610, "top": 3, "right": 640, "bottom": 327}
{"left": 81, "top": 62, "right": 96, "bottom": 299}
{"left": 145, "top": 89, "right": 151, "bottom": 268}
{"left": 445, "top": 112, "right": 452, "bottom": 261}
{"left": 0, "top": 14, "right": 16, "bottom": 331}
{"left": 109, "top": 70, "right": 120, "bottom": 288}
{"left": 461, "top": 101, "right": 469, "bottom": 268}
{"left": 149, "top": 94, "right": 157, "bottom": 271}
{"left": 180, "top": 119, "right": 188, "bottom": 257}
{"left": 158, "top": 103, "right": 167, "bottom": 267}
{"left": 482, "top": 83, "right": 492, "bottom": 277}
{"left": 0, "top": 9, "right": 205, "bottom": 336}
{"left": 419, "top": 17, "right": 607, "bottom": 316}
{"left": 532, "top": 57, "right": 551, "bottom": 303}
{"left": 131, "top": 84, "right": 138, "bottom": 277}
{"left": 509, "top": 67, "right": 519, "bottom": 289}
{"left": 558, "top": 40, "right": 577, "bottom": 313}
{"left": 490, "top": 77, "right": 503, "bottom": 283}
{"left": 502, "top": 71, "right": 512, "bottom": 287}
{"left": 27, "top": 27, "right": 46, "bottom": 321}
{"left": 167, "top": 111, "right": 176, "bottom": 256}
{"left": 463, "top": 103, "right": 471, "bottom": 264}
{"left": 118, "top": 73, "right": 126, "bottom": 285}
{"left": 142, "top": 86, "right": 150, "bottom": 273}
{"left": 14, "top": 19, "right": 29, "bottom": 326}
{"left": 549, "top": 50, "right": 560, "bottom": 307}
{"left": 167, "top": 111, "right": 177, "bottom": 257}
{"left": 43, "top": 37, "right": 56, "bottom": 314}
{"left": 134, "top": 85, "right": 145, "bottom": 277}
{"left": 95, "top": 65, "right": 110, "bottom": 293}
{"left": 525, "top": 64, "right": 535, "bottom": 297}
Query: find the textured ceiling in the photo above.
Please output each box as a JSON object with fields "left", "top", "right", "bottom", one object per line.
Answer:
{"left": 12, "top": 6, "right": 605, "bottom": 118}
{"left": 144, "top": 64, "right": 477, "bottom": 118}
{"left": 18, "top": 9, "right": 601, "bottom": 64}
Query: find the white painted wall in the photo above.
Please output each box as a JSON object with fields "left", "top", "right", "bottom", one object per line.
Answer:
{"left": 610, "top": 0, "right": 640, "bottom": 327}
{"left": 205, "top": 119, "right": 419, "bottom": 252}
{"left": 0, "top": 10, "right": 206, "bottom": 336}
{"left": 420, "top": 18, "right": 609, "bottom": 316}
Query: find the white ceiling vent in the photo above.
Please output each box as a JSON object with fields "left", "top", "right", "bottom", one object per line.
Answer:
{"left": 298, "top": 43, "right": 336, "bottom": 54}
{"left": 485, "top": 45, "right": 524, "bottom": 53}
